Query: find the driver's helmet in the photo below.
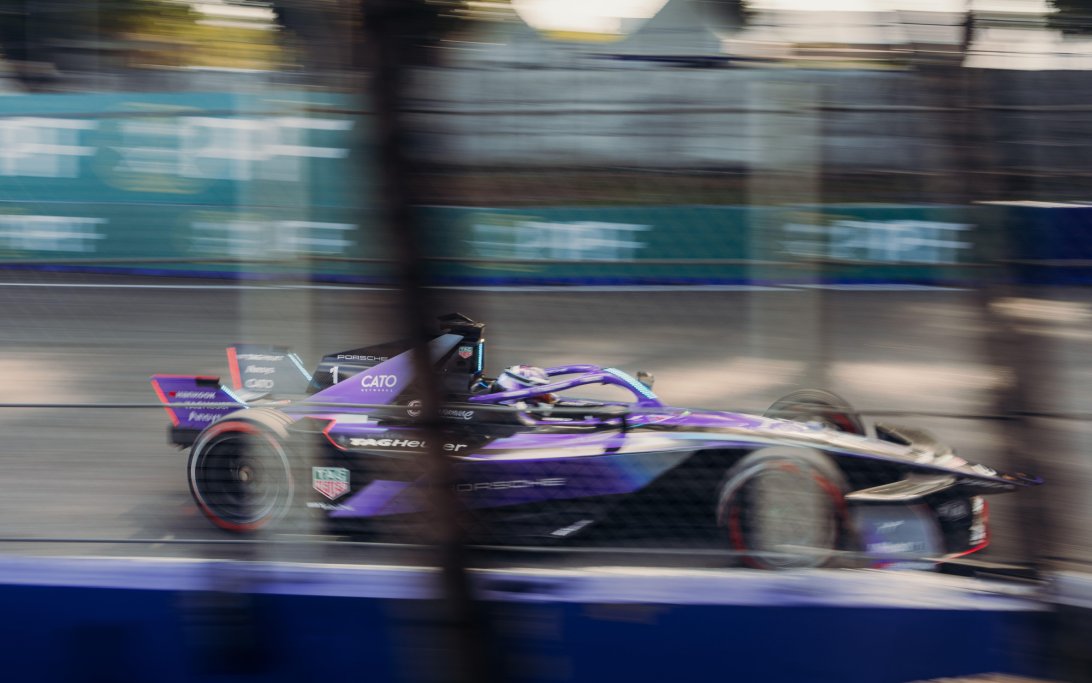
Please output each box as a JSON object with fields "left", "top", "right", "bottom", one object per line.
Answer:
{"left": 493, "top": 365, "right": 556, "bottom": 403}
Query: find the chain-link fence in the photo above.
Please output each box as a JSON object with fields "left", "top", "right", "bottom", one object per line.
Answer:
{"left": 3, "top": 2, "right": 1092, "bottom": 681}
{"left": 1, "top": 0, "right": 1090, "bottom": 570}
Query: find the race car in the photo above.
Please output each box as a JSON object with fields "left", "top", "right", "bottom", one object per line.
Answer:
{"left": 152, "top": 313, "right": 1040, "bottom": 568}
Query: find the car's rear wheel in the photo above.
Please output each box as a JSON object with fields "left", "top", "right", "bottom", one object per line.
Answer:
{"left": 764, "top": 389, "right": 867, "bottom": 435}
{"left": 717, "top": 447, "right": 850, "bottom": 569}
{"left": 188, "top": 412, "right": 294, "bottom": 532}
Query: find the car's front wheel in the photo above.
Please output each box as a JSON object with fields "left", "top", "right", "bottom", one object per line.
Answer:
{"left": 716, "top": 447, "right": 850, "bottom": 569}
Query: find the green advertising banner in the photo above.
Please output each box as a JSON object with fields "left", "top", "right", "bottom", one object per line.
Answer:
{"left": 0, "top": 91, "right": 985, "bottom": 284}
{"left": 0, "top": 201, "right": 390, "bottom": 280}
{"left": 0, "top": 90, "right": 390, "bottom": 279}
{"left": 423, "top": 204, "right": 981, "bottom": 285}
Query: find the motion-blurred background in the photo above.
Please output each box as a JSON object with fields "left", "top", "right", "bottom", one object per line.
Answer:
{"left": 1, "top": 1, "right": 1091, "bottom": 681}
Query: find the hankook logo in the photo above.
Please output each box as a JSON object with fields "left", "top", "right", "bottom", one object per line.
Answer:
{"left": 237, "top": 353, "right": 284, "bottom": 362}
{"left": 173, "top": 391, "right": 217, "bottom": 400}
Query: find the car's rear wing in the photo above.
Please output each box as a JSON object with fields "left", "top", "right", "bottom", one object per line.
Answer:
{"left": 150, "top": 375, "right": 246, "bottom": 447}
{"left": 226, "top": 344, "right": 312, "bottom": 396}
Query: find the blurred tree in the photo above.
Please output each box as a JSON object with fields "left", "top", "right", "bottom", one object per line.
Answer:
{"left": 0, "top": 0, "right": 496, "bottom": 90}
{"left": 255, "top": 0, "right": 475, "bottom": 76}
{"left": 1050, "top": 0, "right": 1092, "bottom": 33}
{"left": 694, "top": 0, "right": 750, "bottom": 29}
{"left": 0, "top": 0, "right": 197, "bottom": 89}
{"left": 267, "top": 0, "right": 360, "bottom": 73}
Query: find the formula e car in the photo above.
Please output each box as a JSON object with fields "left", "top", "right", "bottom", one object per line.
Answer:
{"left": 152, "top": 314, "right": 1040, "bottom": 568}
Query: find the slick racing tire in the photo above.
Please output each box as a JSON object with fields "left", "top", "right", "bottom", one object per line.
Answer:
{"left": 716, "top": 447, "right": 851, "bottom": 569}
{"left": 187, "top": 409, "right": 296, "bottom": 532}
{"left": 764, "top": 389, "right": 867, "bottom": 436}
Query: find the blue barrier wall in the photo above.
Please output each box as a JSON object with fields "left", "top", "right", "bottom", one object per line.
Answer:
{"left": 0, "top": 557, "right": 1050, "bottom": 683}
{"left": 986, "top": 202, "right": 1092, "bottom": 286}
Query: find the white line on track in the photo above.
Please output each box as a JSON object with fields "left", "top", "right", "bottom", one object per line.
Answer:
{"left": 0, "top": 555, "right": 1042, "bottom": 608}
{"left": 0, "top": 282, "right": 967, "bottom": 292}
{"left": 0, "top": 281, "right": 380, "bottom": 290}
{"left": 790, "top": 284, "right": 968, "bottom": 292}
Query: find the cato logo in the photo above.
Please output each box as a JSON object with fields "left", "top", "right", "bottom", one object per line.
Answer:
{"left": 360, "top": 374, "right": 398, "bottom": 390}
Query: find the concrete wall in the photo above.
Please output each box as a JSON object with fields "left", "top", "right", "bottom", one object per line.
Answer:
{"left": 413, "top": 66, "right": 1092, "bottom": 175}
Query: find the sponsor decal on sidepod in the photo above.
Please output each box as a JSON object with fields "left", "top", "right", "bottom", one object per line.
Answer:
{"left": 348, "top": 437, "right": 468, "bottom": 452}
{"left": 360, "top": 374, "right": 398, "bottom": 390}
{"left": 313, "top": 467, "right": 350, "bottom": 500}
{"left": 406, "top": 401, "right": 474, "bottom": 421}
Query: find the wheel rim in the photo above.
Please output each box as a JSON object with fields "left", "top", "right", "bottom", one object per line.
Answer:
{"left": 193, "top": 431, "right": 290, "bottom": 528}
{"left": 730, "top": 463, "right": 840, "bottom": 569}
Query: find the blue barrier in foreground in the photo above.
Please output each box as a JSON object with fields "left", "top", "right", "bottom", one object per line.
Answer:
{"left": 0, "top": 556, "right": 1050, "bottom": 683}
{"left": 988, "top": 202, "right": 1092, "bottom": 285}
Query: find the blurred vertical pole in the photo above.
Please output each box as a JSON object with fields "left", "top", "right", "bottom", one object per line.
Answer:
{"left": 747, "top": 81, "right": 826, "bottom": 388}
{"left": 925, "top": 44, "right": 1052, "bottom": 572}
{"left": 359, "top": 2, "right": 496, "bottom": 682}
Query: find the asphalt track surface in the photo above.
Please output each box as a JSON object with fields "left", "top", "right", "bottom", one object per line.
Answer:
{"left": 0, "top": 272, "right": 1088, "bottom": 572}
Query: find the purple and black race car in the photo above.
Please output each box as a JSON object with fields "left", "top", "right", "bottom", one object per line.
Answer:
{"left": 153, "top": 314, "right": 1040, "bottom": 568}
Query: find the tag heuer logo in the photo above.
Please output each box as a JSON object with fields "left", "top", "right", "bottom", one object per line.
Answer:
{"left": 312, "top": 467, "right": 350, "bottom": 500}
{"left": 457, "top": 345, "right": 473, "bottom": 359}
